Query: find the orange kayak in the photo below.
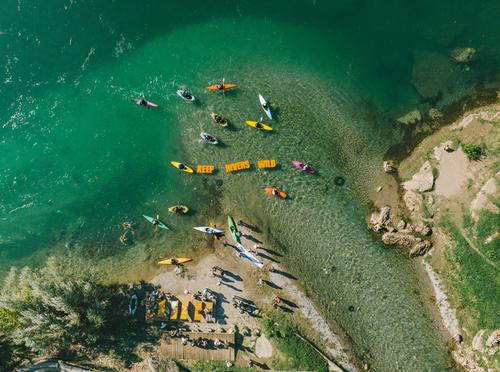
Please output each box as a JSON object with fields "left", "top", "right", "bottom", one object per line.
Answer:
{"left": 265, "top": 187, "right": 287, "bottom": 199}
{"left": 207, "top": 83, "right": 237, "bottom": 91}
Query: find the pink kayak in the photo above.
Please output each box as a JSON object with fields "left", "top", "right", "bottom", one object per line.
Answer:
{"left": 292, "top": 160, "right": 316, "bottom": 174}
{"left": 133, "top": 99, "right": 158, "bottom": 108}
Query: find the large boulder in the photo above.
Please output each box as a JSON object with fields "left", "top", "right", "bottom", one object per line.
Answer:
{"left": 403, "top": 190, "right": 423, "bottom": 216}
{"left": 382, "top": 232, "right": 420, "bottom": 247}
{"left": 409, "top": 240, "right": 432, "bottom": 257}
{"left": 397, "top": 109, "right": 422, "bottom": 125}
{"left": 370, "top": 206, "right": 391, "bottom": 232}
{"left": 383, "top": 161, "right": 397, "bottom": 173}
{"left": 450, "top": 47, "right": 477, "bottom": 63}
{"left": 403, "top": 161, "right": 434, "bottom": 192}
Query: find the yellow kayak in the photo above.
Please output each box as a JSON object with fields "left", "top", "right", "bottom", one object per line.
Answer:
{"left": 170, "top": 161, "right": 194, "bottom": 174}
{"left": 158, "top": 257, "right": 193, "bottom": 265}
{"left": 246, "top": 120, "right": 273, "bottom": 131}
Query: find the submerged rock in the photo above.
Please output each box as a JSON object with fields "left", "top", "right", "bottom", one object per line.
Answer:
{"left": 397, "top": 109, "right": 422, "bottom": 125}
{"left": 429, "top": 108, "right": 444, "bottom": 121}
{"left": 450, "top": 47, "right": 477, "bottom": 63}
{"left": 403, "top": 161, "right": 434, "bottom": 192}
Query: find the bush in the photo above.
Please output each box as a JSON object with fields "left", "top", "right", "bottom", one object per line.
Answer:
{"left": 462, "top": 143, "right": 486, "bottom": 161}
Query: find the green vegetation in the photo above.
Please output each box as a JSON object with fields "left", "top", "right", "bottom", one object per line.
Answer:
{"left": 475, "top": 210, "right": 500, "bottom": 263}
{"left": 0, "top": 256, "right": 159, "bottom": 369}
{"left": 262, "top": 312, "right": 327, "bottom": 371}
{"left": 462, "top": 143, "right": 486, "bottom": 161}
{"left": 179, "top": 360, "right": 252, "bottom": 372}
{"left": 439, "top": 216, "right": 500, "bottom": 330}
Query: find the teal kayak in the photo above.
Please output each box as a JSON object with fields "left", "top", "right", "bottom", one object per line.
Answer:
{"left": 227, "top": 216, "right": 240, "bottom": 243}
{"left": 143, "top": 215, "right": 169, "bottom": 230}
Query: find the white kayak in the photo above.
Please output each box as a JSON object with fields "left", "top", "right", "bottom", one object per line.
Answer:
{"left": 235, "top": 243, "right": 264, "bottom": 269}
{"left": 177, "top": 89, "right": 196, "bottom": 102}
{"left": 259, "top": 94, "right": 272, "bottom": 120}
{"left": 194, "top": 226, "right": 224, "bottom": 235}
{"left": 200, "top": 132, "right": 219, "bottom": 145}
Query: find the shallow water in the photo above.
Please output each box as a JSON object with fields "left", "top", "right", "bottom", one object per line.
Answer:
{"left": 2, "top": 0, "right": 500, "bottom": 369}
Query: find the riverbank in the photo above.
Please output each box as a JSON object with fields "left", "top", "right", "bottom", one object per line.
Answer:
{"left": 368, "top": 97, "right": 500, "bottom": 371}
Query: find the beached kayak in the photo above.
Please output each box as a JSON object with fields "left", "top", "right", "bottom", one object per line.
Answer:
{"left": 132, "top": 99, "right": 158, "bottom": 108}
{"left": 200, "top": 132, "right": 219, "bottom": 145}
{"left": 291, "top": 160, "right": 316, "bottom": 174}
{"left": 207, "top": 83, "right": 237, "bottom": 91}
{"left": 143, "top": 215, "right": 170, "bottom": 230}
{"left": 158, "top": 257, "right": 193, "bottom": 265}
{"left": 210, "top": 112, "right": 229, "bottom": 127}
{"left": 259, "top": 94, "right": 272, "bottom": 120}
{"left": 168, "top": 205, "right": 189, "bottom": 214}
{"left": 227, "top": 215, "right": 241, "bottom": 244}
{"left": 170, "top": 161, "right": 194, "bottom": 173}
{"left": 265, "top": 187, "right": 287, "bottom": 199}
{"left": 176, "top": 89, "right": 195, "bottom": 102}
{"left": 194, "top": 226, "right": 224, "bottom": 235}
{"left": 235, "top": 243, "right": 264, "bottom": 269}
{"left": 246, "top": 120, "right": 273, "bottom": 131}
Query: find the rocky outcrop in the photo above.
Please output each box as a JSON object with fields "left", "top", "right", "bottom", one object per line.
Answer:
{"left": 450, "top": 47, "right": 477, "bottom": 63}
{"left": 485, "top": 330, "right": 500, "bottom": 348}
{"left": 409, "top": 240, "right": 433, "bottom": 257}
{"left": 403, "top": 161, "right": 434, "bottom": 192}
{"left": 381, "top": 232, "right": 420, "bottom": 247}
{"left": 397, "top": 109, "right": 422, "bottom": 125}
{"left": 470, "top": 171, "right": 500, "bottom": 220}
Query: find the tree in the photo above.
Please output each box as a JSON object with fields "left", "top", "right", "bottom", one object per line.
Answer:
{"left": 0, "top": 257, "right": 110, "bottom": 356}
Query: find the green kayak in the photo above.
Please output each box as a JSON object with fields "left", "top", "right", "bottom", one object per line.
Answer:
{"left": 227, "top": 216, "right": 240, "bottom": 243}
{"left": 143, "top": 215, "right": 170, "bottom": 230}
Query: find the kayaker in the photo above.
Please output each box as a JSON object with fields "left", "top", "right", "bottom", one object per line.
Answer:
{"left": 122, "top": 221, "right": 132, "bottom": 229}
{"left": 272, "top": 188, "right": 279, "bottom": 196}
{"left": 217, "top": 83, "right": 224, "bottom": 90}
{"left": 255, "top": 122, "right": 263, "bottom": 129}
{"left": 139, "top": 99, "right": 148, "bottom": 106}
{"left": 178, "top": 163, "right": 186, "bottom": 170}
{"left": 262, "top": 102, "right": 269, "bottom": 110}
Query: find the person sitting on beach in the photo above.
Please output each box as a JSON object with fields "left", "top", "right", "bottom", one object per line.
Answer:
{"left": 181, "top": 336, "right": 188, "bottom": 345}
{"left": 214, "top": 338, "right": 222, "bottom": 348}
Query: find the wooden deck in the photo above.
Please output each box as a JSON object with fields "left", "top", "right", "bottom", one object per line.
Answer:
{"left": 159, "top": 332, "right": 235, "bottom": 362}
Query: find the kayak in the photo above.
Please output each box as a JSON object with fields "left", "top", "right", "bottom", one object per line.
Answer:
{"left": 168, "top": 205, "right": 189, "bottom": 214}
{"left": 176, "top": 89, "right": 196, "bottom": 102}
{"left": 194, "top": 226, "right": 224, "bottom": 235}
{"left": 246, "top": 120, "right": 273, "bottom": 131}
{"left": 235, "top": 243, "right": 264, "bottom": 269}
{"left": 207, "top": 83, "right": 237, "bottom": 91}
{"left": 291, "top": 160, "right": 316, "bottom": 174}
{"left": 170, "top": 161, "right": 194, "bottom": 174}
{"left": 210, "top": 112, "right": 229, "bottom": 128}
{"left": 200, "top": 132, "right": 219, "bottom": 145}
{"left": 132, "top": 99, "right": 158, "bottom": 108}
{"left": 143, "top": 215, "right": 170, "bottom": 230}
{"left": 259, "top": 94, "right": 272, "bottom": 120}
{"left": 227, "top": 215, "right": 241, "bottom": 244}
{"left": 158, "top": 257, "right": 193, "bottom": 265}
{"left": 129, "top": 294, "right": 139, "bottom": 315}
{"left": 265, "top": 187, "right": 287, "bottom": 199}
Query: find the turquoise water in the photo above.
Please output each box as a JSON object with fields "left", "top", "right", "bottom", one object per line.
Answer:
{"left": 2, "top": 0, "right": 500, "bottom": 369}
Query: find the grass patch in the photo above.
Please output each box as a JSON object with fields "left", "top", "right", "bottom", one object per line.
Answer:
{"left": 439, "top": 216, "right": 500, "bottom": 330}
{"left": 262, "top": 312, "right": 327, "bottom": 372}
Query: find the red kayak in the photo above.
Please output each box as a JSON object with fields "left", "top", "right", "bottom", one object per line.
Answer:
{"left": 291, "top": 160, "right": 316, "bottom": 174}
{"left": 132, "top": 99, "right": 158, "bottom": 108}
